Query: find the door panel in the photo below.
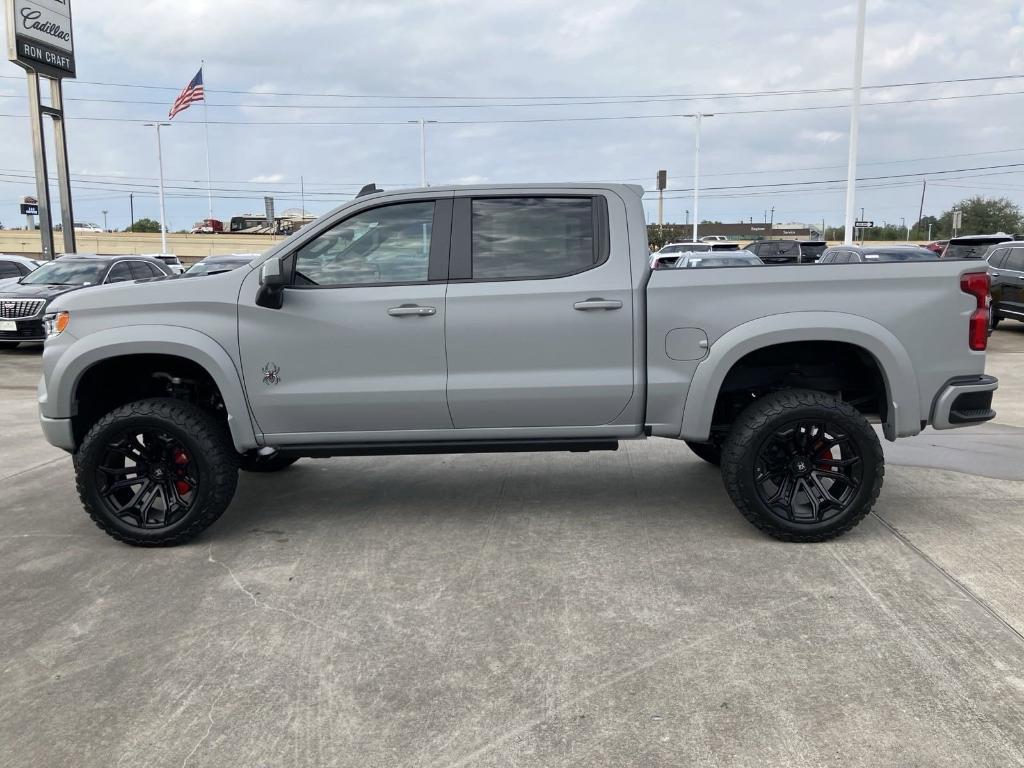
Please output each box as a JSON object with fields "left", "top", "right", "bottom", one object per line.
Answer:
{"left": 444, "top": 194, "right": 635, "bottom": 429}
{"left": 237, "top": 196, "right": 453, "bottom": 438}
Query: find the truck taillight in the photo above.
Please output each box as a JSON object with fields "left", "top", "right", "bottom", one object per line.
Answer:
{"left": 960, "top": 271, "right": 990, "bottom": 351}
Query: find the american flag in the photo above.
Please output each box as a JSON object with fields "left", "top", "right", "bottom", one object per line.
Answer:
{"left": 169, "top": 67, "right": 204, "bottom": 119}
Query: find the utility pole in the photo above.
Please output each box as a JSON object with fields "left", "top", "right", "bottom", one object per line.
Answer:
{"left": 843, "top": 0, "right": 868, "bottom": 244}
{"left": 769, "top": 206, "right": 775, "bottom": 238}
{"left": 860, "top": 206, "right": 865, "bottom": 245}
{"left": 916, "top": 179, "right": 927, "bottom": 237}
{"left": 143, "top": 122, "right": 171, "bottom": 253}
{"left": 300, "top": 175, "right": 306, "bottom": 217}
{"left": 900, "top": 216, "right": 906, "bottom": 241}
{"left": 129, "top": 193, "right": 135, "bottom": 232}
{"left": 688, "top": 112, "right": 714, "bottom": 242}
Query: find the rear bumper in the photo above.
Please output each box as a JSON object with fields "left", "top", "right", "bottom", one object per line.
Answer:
{"left": 930, "top": 374, "right": 998, "bottom": 430}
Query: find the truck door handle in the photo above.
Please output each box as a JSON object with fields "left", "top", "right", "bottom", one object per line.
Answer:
{"left": 388, "top": 305, "right": 436, "bottom": 317}
{"left": 990, "top": 272, "right": 1000, "bottom": 277}
{"left": 573, "top": 298, "right": 623, "bottom": 311}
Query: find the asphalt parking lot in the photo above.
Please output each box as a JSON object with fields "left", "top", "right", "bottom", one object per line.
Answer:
{"left": 2, "top": 327, "right": 1024, "bottom": 767}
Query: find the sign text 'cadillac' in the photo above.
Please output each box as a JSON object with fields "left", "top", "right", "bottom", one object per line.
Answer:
{"left": 5, "top": 0, "right": 75, "bottom": 79}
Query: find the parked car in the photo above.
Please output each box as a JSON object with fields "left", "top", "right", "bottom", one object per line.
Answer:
{"left": 673, "top": 252, "right": 763, "bottom": 268}
{"left": 652, "top": 241, "right": 743, "bottom": 269}
{"left": 987, "top": 241, "right": 1024, "bottom": 328}
{"left": 73, "top": 222, "right": 104, "bottom": 233}
{"left": 39, "top": 184, "right": 996, "bottom": 547}
{"left": 183, "top": 254, "right": 258, "bottom": 277}
{"left": 924, "top": 240, "right": 948, "bottom": 255}
{"left": 700, "top": 235, "right": 729, "bottom": 242}
{"left": 818, "top": 245, "right": 939, "bottom": 264}
{"left": 0, "top": 254, "right": 44, "bottom": 289}
{"left": 142, "top": 253, "right": 185, "bottom": 274}
{"left": 0, "top": 254, "right": 172, "bottom": 348}
{"left": 745, "top": 240, "right": 828, "bottom": 264}
{"left": 941, "top": 233, "right": 1017, "bottom": 260}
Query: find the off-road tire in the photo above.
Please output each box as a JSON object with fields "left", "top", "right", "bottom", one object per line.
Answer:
{"left": 75, "top": 398, "right": 239, "bottom": 546}
{"left": 720, "top": 389, "right": 884, "bottom": 542}
{"left": 685, "top": 440, "right": 721, "bottom": 466}
{"left": 239, "top": 452, "right": 299, "bottom": 473}
{"left": 990, "top": 311, "right": 1001, "bottom": 331}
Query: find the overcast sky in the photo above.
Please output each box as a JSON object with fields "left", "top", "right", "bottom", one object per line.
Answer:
{"left": 2, "top": 0, "right": 1023, "bottom": 232}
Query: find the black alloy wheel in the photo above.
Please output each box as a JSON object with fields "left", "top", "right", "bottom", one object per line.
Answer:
{"left": 95, "top": 429, "right": 198, "bottom": 530}
{"left": 751, "top": 420, "right": 862, "bottom": 526}
{"left": 75, "top": 398, "right": 239, "bottom": 546}
{"left": 721, "top": 389, "right": 883, "bottom": 542}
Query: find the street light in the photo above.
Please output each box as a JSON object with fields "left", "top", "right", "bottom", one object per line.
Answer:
{"left": 142, "top": 122, "right": 171, "bottom": 253}
{"left": 408, "top": 118, "right": 438, "bottom": 187}
{"left": 842, "top": 0, "right": 867, "bottom": 245}
{"left": 684, "top": 112, "right": 714, "bottom": 242}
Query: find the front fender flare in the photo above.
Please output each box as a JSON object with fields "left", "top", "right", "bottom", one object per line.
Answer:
{"left": 678, "top": 312, "right": 920, "bottom": 443}
{"left": 46, "top": 325, "right": 259, "bottom": 452}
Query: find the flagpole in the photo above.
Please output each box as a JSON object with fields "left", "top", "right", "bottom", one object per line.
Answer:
{"left": 201, "top": 60, "right": 213, "bottom": 221}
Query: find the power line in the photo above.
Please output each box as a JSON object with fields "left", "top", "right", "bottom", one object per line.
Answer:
{"left": 2, "top": 72, "right": 1021, "bottom": 101}
{"left": 1, "top": 87, "right": 1023, "bottom": 126}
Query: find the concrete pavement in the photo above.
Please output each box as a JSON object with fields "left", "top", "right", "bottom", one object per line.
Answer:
{"left": 2, "top": 327, "right": 1023, "bottom": 767}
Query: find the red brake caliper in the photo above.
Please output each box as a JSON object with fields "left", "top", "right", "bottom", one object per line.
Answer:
{"left": 172, "top": 449, "right": 192, "bottom": 495}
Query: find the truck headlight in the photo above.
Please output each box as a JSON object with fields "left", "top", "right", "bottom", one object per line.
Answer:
{"left": 43, "top": 311, "right": 70, "bottom": 339}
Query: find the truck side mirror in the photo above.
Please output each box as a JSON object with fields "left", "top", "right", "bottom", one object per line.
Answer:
{"left": 256, "top": 259, "right": 287, "bottom": 309}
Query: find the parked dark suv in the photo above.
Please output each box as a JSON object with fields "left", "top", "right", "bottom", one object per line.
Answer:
{"left": 941, "top": 233, "right": 1017, "bottom": 260}
{"left": 987, "top": 242, "right": 1024, "bottom": 328}
{"left": 0, "top": 254, "right": 171, "bottom": 348}
{"left": 745, "top": 240, "right": 827, "bottom": 264}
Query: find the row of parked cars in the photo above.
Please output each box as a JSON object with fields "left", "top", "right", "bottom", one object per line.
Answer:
{"left": 0, "top": 252, "right": 257, "bottom": 348}
{"left": 651, "top": 232, "right": 1023, "bottom": 329}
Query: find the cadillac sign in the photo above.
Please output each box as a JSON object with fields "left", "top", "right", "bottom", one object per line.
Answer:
{"left": 5, "top": 0, "right": 75, "bottom": 79}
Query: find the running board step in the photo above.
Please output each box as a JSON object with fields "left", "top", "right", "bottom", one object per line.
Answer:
{"left": 279, "top": 439, "right": 620, "bottom": 459}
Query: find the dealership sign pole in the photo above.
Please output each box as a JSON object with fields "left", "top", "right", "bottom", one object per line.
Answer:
{"left": 5, "top": 0, "right": 77, "bottom": 259}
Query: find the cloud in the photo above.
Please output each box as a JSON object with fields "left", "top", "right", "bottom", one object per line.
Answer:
{"left": 0, "top": 0, "right": 1022, "bottom": 230}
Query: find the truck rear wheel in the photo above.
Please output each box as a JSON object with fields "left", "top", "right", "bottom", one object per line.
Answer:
{"left": 720, "top": 389, "right": 883, "bottom": 542}
{"left": 74, "top": 398, "right": 239, "bottom": 547}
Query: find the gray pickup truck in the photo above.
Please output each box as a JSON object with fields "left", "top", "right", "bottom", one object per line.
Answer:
{"left": 37, "top": 184, "right": 997, "bottom": 546}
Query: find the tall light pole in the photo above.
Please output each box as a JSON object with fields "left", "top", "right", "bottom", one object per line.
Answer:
{"left": 143, "top": 122, "right": 171, "bottom": 253}
{"left": 686, "top": 112, "right": 714, "bottom": 242}
{"left": 102, "top": 209, "right": 108, "bottom": 231}
{"left": 409, "top": 118, "right": 438, "bottom": 187}
{"left": 842, "top": 0, "right": 867, "bottom": 245}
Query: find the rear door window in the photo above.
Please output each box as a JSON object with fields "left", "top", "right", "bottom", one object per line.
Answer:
{"left": 106, "top": 262, "right": 134, "bottom": 283}
{"left": 128, "top": 261, "right": 154, "bottom": 280}
{"left": 470, "top": 197, "right": 600, "bottom": 280}
{"left": 1004, "top": 247, "right": 1024, "bottom": 272}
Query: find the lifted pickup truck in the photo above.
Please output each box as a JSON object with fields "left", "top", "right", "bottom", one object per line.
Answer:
{"left": 38, "top": 184, "right": 997, "bottom": 546}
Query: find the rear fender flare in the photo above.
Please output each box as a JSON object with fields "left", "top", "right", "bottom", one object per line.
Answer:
{"left": 679, "top": 312, "right": 919, "bottom": 443}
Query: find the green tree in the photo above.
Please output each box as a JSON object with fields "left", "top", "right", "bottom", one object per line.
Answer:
{"left": 938, "top": 196, "right": 1023, "bottom": 237}
{"left": 124, "top": 218, "right": 163, "bottom": 233}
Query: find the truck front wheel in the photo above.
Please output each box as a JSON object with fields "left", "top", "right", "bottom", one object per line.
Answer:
{"left": 720, "top": 389, "right": 883, "bottom": 542}
{"left": 74, "top": 398, "right": 239, "bottom": 546}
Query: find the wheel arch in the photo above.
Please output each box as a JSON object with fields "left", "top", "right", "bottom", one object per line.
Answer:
{"left": 679, "top": 312, "right": 920, "bottom": 443}
{"left": 49, "top": 326, "right": 259, "bottom": 453}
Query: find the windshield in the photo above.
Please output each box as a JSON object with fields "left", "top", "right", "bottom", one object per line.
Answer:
{"left": 680, "top": 254, "right": 762, "bottom": 268}
{"left": 800, "top": 244, "right": 827, "bottom": 260}
{"left": 185, "top": 259, "right": 249, "bottom": 276}
{"left": 863, "top": 248, "right": 938, "bottom": 262}
{"left": 20, "top": 261, "right": 106, "bottom": 285}
{"left": 944, "top": 241, "right": 1006, "bottom": 259}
